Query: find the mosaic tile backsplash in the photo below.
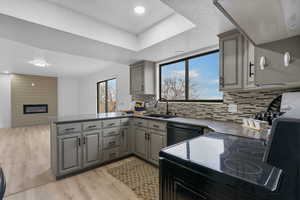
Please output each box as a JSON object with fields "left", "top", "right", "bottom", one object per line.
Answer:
{"left": 145, "top": 88, "right": 300, "bottom": 124}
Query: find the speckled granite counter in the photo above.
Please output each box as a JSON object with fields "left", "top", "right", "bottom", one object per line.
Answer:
{"left": 50, "top": 112, "right": 267, "bottom": 140}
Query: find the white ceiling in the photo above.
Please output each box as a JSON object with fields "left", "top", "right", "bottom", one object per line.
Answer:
{"left": 0, "top": 38, "right": 113, "bottom": 77}
{"left": 46, "top": 0, "right": 175, "bottom": 34}
{"left": 0, "top": 0, "right": 235, "bottom": 78}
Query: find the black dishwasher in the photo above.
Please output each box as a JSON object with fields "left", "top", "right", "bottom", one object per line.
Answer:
{"left": 167, "top": 123, "right": 204, "bottom": 146}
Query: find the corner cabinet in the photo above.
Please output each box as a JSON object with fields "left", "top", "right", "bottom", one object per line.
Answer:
{"left": 219, "top": 30, "right": 244, "bottom": 90}
{"left": 130, "top": 61, "right": 155, "bottom": 95}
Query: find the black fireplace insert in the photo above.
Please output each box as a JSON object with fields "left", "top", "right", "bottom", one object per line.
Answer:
{"left": 23, "top": 104, "right": 48, "bottom": 114}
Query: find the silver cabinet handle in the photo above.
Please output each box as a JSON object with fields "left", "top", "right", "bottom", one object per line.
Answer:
{"left": 109, "top": 152, "right": 116, "bottom": 158}
{"left": 78, "top": 138, "right": 81, "bottom": 146}
{"left": 107, "top": 131, "right": 116, "bottom": 135}
{"left": 153, "top": 125, "right": 159, "bottom": 128}
{"left": 88, "top": 125, "right": 97, "bottom": 129}
{"left": 65, "top": 128, "right": 75, "bottom": 131}
{"left": 108, "top": 141, "right": 116, "bottom": 146}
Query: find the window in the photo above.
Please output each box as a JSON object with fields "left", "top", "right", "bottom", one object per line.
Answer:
{"left": 159, "top": 50, "right": 223, "bottom": 102}
{"left": 97, "top": 79, "right": 117, "bottom": 113}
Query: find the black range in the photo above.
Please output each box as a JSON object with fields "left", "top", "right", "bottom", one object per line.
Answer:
{"left": 159, "top": 132, "right": 282, "bottom": 200}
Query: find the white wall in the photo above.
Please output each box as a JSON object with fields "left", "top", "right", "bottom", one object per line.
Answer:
{"left": 0, "top": 74, "right": 11, "bottom": 128}
{"left": 58, "top": 78, "right": 79, "bottom": 117}
{"left": 79, "top": 64, "right": 132, "bottom": 114}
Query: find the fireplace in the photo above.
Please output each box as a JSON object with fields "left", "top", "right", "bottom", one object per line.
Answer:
{"left": 23, "top": 104, "right": 48, "bottom": 114}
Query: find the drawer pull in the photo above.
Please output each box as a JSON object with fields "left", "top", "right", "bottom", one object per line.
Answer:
{"left": 107, "top": 131, "right": 116, "bottom": 135}
{"left": 153, "top": 125, "right": 159, "bottom": 128}
{"left": 108, "top": 123, "right": 115, "bottom": 127}
{"left": 108, "top": 141, "right": 116, "bottom": 146}
{"left": 88, "top": 125, "right": 97, "bottom": 129}
{"left": 109, "top": 152, "right": 116, "bottom": 158}
{"left": 64, "top": 128, "right": 75, "bottom": 131}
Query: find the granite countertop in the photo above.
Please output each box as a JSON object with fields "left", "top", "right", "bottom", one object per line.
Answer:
{"left": 160, "top": 132, "right": 282, "bottom": 193}
{"left": 51, "top": 112, "right": 267, "bottom": 140}
{"left": 50, "top": 112, "right": 131, "bottom": 123}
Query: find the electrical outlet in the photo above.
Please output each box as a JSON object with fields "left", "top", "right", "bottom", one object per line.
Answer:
{"left": 228, "top": 104, "right": 238, "bottom": 113}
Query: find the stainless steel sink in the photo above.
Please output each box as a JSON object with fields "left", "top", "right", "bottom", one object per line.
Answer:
{"left": 144, "top": 114, "right": 177, "bottom": 119}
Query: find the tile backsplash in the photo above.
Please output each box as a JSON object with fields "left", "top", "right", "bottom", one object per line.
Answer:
{"left": 146, "top": 88, "right": 300, "bottom": 123}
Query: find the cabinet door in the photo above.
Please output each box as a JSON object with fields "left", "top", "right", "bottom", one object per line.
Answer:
{"left": 149, "top": 131, "right": 164, "bottom": 165}
{"left": 219, "top": 31, "right": 243, "bottom": 90}
{"left": 58, "top": 134, "right": 82, "bottom": 175}
{"left": 83, "top": 131, "right": 101, "bottom": 168}
{"left": 130, "top": 65, "right": 144, "bottom": 94}
{"left": 134, "top": 128, "right": 148, "bottom": 159}
{"left": 120, "top": 127, "right": 130, "bottom": 156}
{"left": 243, "top": 39, "right": 256, "bottom": 88}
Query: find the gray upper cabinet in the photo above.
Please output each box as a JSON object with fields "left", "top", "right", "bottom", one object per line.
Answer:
{"left": 130, "top": 61, "right": 155, "bottom": 95}
{"left": 82, "top": 131, "right": 101, "bottom": 167}
{"left": 58, "top": 134, "right": 82, "bottom": 175}
{"left": 148, "top": 131, "right": 164, "bottom": 165}
{"left": 219, "top": 30, "right": 243, "bottom": 91}
{"left": 255, "top": 36, "right": 300, "bottom": 87}
{"left": 243, "top": 39, "right": 256, "bottom": 89}
{"left": 134, "top": 128, "right": 148, "bottom": 159}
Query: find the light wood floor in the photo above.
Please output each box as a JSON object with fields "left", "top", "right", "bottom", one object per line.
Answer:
{"left": 0, "top": 126, "right": 140, "bottom": 200}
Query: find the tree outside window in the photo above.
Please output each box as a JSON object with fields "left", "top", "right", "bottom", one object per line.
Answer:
{"left": 160, "top": 50, "right": 223, "bottom": 102}
{"left": 97, "top": 79, "right": 117, "bottom": 113}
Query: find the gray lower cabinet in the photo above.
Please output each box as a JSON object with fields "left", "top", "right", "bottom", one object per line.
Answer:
{"left": 82, "top": 131, "right": 101, "bottom": 167}
{"left": 58, "top": 133, "right": 82, "bottom": 175}
{"left": 134, "top": 124, "right": 166, "bottom": 165}
{"left": 134, "top": 128, "right": 148, "bottom": 159}
{"left": 120, "top": 127, "right": 130, "bottom": 156}
{"left": 148, "top": 131, "right": 164, "bottom": 165}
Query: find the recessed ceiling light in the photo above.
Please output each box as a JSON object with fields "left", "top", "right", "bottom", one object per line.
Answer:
{"left": 2, "top": 70, "right": 10, "bottom": 74}
{"left": 28, "top": 58, "right": 51, "bottom": 68}
{"left": 134, "top": 6, "right": 145, "bottom": 15}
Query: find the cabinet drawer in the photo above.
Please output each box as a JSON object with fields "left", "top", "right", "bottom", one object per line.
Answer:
{"left": 103, "top": 128, "right": 120, "bottom": 137}
{"left": 82, "top": 121, "right": 101, "bottom": 131}
{"left": 120, "top": 118, "right": 130, "bottom": 126}
{"left": 149, "top": 120, "right": 166, "bottom": 131}
{"left": 57, "top": 123, "right": 81, "bottom": 135}
{"left": 103, "top": 147, "right": 120, "bottom": 162}
{"left": 103, "top": 136, "right": 120, "bottom": 149}
{"left": 134, "top": 119, "right": 148, "bottom": 127}
{"left": 103, "top": 119, "right": 120, "bottom": 129}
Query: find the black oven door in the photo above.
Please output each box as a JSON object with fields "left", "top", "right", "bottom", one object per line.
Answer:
{"left": 175, "top": 181, "right": 207, "bottom": 200}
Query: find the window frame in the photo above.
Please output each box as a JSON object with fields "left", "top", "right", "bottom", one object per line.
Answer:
{"left": 97, "top": 78, "right": 116, "bottom": 113}
{"left": 159, "top": 50, "right": 223, "bottom": 103}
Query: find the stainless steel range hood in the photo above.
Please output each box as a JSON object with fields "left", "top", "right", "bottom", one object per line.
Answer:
{"left": 214, "top": 0, "right": 300, "bottom": 45}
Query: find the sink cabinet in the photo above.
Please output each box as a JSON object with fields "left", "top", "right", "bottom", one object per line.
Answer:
{"left": 133, "top": 119, "right": 167, "bottom": 165}
{"left": 134, "top": 127, "right": 148, "bottom": 159}
{"left": 149, "top": 131, "right": 165, "bottom": 165}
